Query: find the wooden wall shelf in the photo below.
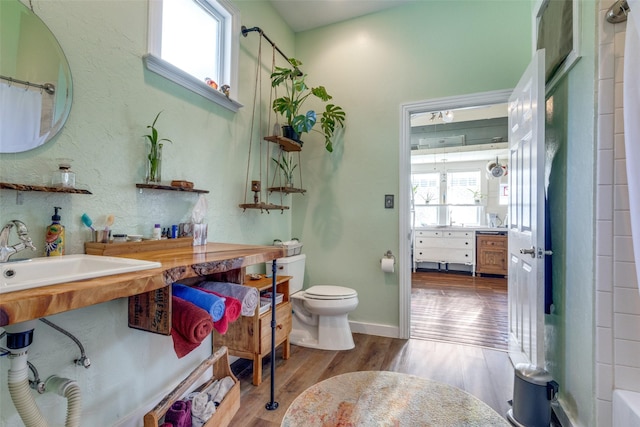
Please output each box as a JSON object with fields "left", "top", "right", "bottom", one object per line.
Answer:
{"left": 239, "top": 202, "right": 289, "bottom": 212}
{"left": 263, "top": 136, "right": 302, "bottom": 152}
{"left": 0, "top": 182, "right": 92, "bottom": 194}
{"left": 267, "top": 187, "right": 306, "bottom": 194}
{"left": 136, "top": 183, "right": 209, "bottom": 193}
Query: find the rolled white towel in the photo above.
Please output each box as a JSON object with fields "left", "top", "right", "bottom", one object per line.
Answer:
{"left": 212, "top": 376, "right": 236, "bottom": 406}
{"left": 189, "top": 391, "right": 215, "bottom": 427}
{"left": 198, "top": 282, "right": 259, "bottom": 316}
{"left": 205, "top": 380, "right": 222, "bottom": 402}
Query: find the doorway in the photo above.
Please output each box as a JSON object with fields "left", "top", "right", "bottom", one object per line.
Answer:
{"left": 398, "top": 89, "right": 512, "bottom": 344}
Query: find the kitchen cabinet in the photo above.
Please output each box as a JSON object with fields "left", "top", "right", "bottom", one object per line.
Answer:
{"left": 413, "top": 228, "right": 475, "bottom": 274}
{"left": 476, "top": 232, "right": 508, "bottom": 276}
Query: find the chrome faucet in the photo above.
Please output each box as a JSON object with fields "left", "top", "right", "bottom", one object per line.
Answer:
{"left": 0, "top": 220, "right": 37, "bottom": 262}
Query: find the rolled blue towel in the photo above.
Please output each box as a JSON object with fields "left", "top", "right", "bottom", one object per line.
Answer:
{"left": 172, "top": 284, "right": 226, "bottom": 322}
{"left": 198, "top": 281, "right": 259, "bottom": 316}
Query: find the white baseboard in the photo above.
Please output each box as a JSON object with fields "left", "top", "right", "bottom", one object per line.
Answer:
{"left": 349, "top": 320, "right": 399, "bottom": 338}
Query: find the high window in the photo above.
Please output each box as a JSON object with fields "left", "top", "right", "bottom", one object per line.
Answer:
{"left": 144, "top": 0, "right": 242, "bottom": 112}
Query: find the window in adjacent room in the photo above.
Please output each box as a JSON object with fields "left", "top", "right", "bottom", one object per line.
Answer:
{"left": 144, "top": 0, "right": 242, "bottom": 112}
{"left": 447, "top": 170, "right": 482, "bottom": 226}
{"left": 412, "top": 173, "right": 440, "bottom": 226}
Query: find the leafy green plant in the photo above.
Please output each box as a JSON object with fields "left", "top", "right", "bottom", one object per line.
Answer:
{"left": 422, "top": 192, "right": 435, "bottom": 203}
{"left": 143, "top": 111, "right": 172, "bottom": 183}
{"left": 468, "top": 188, "right": 486, "bottom": 202}
{"left": 271, "top": 58, "right": 346, "bottom": 153}
{"left": 272, "top": 154, "right": 297, "bottom": 186}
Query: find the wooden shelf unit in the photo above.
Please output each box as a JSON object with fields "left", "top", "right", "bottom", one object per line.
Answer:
{"left": 213, "top": 274, "right": 292, "bottom": 386}
{"left": 476, "top": 233, "right": 508, "bottom": 276}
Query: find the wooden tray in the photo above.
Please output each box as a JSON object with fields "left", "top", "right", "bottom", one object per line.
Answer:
{"left": 143, "top": 346, "right": 240, "bottom": 427}
{"left": 85, "top": 237, "right": 192, "bottom": 256}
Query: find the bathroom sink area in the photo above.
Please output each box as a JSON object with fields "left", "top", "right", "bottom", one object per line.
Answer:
{"left": 0, "top": 254, "right": 162, "bottom": 294}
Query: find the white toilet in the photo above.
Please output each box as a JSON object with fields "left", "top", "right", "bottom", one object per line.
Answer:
{"left": 276, "top": 254, "right": 358, "bottom": 350}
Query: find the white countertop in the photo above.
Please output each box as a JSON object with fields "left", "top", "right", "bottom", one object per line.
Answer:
{"left": 414, "top": 226, "right": 508, "bottom": 233}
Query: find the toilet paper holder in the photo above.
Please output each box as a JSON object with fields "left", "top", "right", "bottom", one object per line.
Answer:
{"left": 381, "top": 250, "right": 395, "bottom": 264}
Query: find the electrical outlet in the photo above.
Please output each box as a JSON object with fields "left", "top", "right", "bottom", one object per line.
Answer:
{"left": 385, "top": 194, "right": 394, "bottom": 209}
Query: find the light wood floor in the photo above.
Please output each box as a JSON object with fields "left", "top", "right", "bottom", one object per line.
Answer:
{"left": 411, "top": 270, "right": 509, "bottom": 350}
{"left": 228, "top": 333, "right": 514, "bottom": 426}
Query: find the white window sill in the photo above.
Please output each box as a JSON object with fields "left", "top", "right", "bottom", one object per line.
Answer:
{"left": 143, "top": 54, "right": 243, "bottom": 113}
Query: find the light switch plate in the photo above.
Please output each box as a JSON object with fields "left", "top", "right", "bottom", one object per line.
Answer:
{"left": 385, "top": 194, "right": 394, "bottom": 209}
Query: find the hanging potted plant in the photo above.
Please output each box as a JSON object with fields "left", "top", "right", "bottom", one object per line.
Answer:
{"left": 272, "top": 154, "right": 297, "bottom": 187}
{"left": 143, "top": 111, "right": 172, "bottom": 183}
{"left": 271, "top": 58, "right": 346, "bottom": 153}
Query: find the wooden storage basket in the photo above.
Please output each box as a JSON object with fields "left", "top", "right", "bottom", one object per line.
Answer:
{"left": 144, "top": 346, "right": 240, "bottom": 427}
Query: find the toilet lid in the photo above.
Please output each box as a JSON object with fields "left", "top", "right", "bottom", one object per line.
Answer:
{"left": 305, "top": 285, "right": 357, "bottom": 300}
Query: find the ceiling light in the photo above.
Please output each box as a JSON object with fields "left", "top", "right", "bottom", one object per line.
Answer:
{"left": 430, "top": 110, "right": 454, "bottom": 123}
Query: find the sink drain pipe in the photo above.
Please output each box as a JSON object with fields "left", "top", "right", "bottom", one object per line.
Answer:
{"left": 4, "top": 320, "right": 82, "bottom": 427}
{"left": 44, "top": 375, "right": 82, "bottom": 427}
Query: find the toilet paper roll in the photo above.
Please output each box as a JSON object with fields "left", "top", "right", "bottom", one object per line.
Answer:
{"left": 381, "top": 258, "right": 394, "bottom": 273}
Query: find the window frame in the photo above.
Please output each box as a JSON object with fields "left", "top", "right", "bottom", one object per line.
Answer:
{"left": 533, "top": 0, "right": 581, "bottom": 95}
{"left": 411, "top": 168, "right": 484, "bottom": 227}
{"left": 144, "top": 0, "right": 243, "bottom": 112}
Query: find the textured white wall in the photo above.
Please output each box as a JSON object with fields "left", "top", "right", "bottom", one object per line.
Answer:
{"left": 0, "top": 1, "right": 292, "bottom": 425}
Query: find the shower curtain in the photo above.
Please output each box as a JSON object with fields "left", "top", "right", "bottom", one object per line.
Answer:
{"left": 0, "top": 82, "right": 45, "bottom": 152}
{"left": 624, "top": 0, "right": 640, "bottom": 293}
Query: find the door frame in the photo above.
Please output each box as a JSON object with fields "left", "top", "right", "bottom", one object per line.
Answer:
{"left": 398, "top": 89, "right": 513, "bottom": 339}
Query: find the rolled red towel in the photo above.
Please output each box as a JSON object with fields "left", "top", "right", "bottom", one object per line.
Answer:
{"left": 171, "top": 296, "right": 214, "bottom": 358}
{"left": 196, "top": 287, "right": 242, "bottom": 334}
{"left": 197, "top": 288, "right": 242, "bottom": 322}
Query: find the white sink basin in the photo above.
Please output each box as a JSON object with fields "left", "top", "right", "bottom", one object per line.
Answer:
{"left": 0, "top": 254, "right": 162, "bottom": 294}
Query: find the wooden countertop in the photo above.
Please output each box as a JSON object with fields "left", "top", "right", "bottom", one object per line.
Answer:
{"left": 0, "top": 242, "right": 286, "bottom": 327}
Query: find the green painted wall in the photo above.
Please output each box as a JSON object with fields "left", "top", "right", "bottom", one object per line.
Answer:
{"left": 291, "top": 0, "right": 532, "bottom": 326}
{"left": 544, "top": 1, "right": 597, "bottom": 425}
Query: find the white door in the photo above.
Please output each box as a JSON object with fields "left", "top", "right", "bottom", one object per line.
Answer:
{"left": 507, "top": 49, "right": 546, "bottom": 368}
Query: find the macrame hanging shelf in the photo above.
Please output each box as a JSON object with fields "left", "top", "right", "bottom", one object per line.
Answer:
{"left": 239, "top": 26, "right": 305, "bottom": 213}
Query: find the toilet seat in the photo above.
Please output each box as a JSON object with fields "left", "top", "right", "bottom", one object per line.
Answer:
{"left": 304, "top": 285, "right": 357, "bottom": 300}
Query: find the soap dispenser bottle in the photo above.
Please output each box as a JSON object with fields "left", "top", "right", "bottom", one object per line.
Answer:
{"left": 45, "top": 207, "right": 65, "bottom": 256}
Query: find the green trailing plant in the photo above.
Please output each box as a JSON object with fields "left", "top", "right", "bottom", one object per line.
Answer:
{"left": 272, "top": 154, "right": 298, "bottom": 186}
{"left": 271, "top": 58, "right": 346, "bottom": 153}
{"left": 143, "top": 111, "right": 172, "bottom": 183}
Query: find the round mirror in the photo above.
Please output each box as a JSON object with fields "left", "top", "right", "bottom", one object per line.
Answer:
{"left": 0, "top": 0, "right": 73, "bottom": 153}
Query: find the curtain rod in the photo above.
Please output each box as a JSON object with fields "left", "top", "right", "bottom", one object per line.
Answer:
{"left": 241, "top": 25, "right": 301, "bottom": 72}
{"left": 606, "top": 0, "right": 630, "bottom": 23}
{"left": 0, "top": 74, "right": 55, "bottom": 94}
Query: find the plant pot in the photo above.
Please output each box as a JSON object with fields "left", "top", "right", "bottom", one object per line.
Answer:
{"left": 282, "top": 125, "right": 300, "bottom": 142}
